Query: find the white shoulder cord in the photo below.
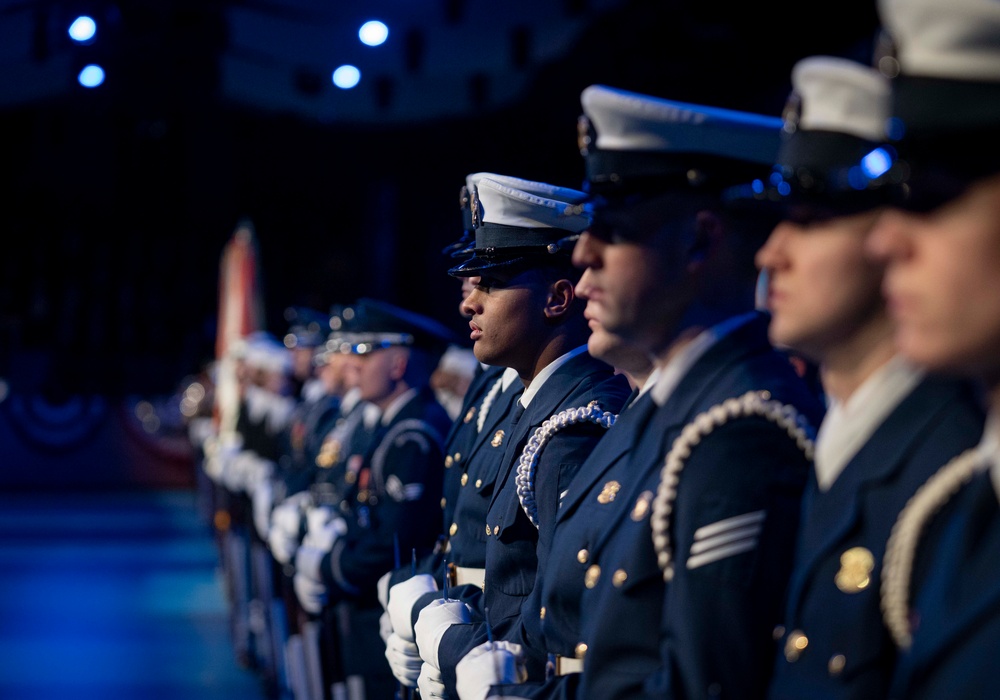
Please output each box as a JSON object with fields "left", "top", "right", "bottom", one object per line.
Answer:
{"left": 880, "top": 447, "right": 985, "bottom": 649}
{"left": 515, "top": 401, "right": 617, "bottom": 528}
{"left": 650, "top": 390, "right": 816, "bottom": 581}
{"left": 477, "top": 376, "right": 506, "bottom": 434}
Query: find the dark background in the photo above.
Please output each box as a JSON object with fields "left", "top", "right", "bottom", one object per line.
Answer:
{"left": 0, "top": 0, "right": 882, "bottom": 401}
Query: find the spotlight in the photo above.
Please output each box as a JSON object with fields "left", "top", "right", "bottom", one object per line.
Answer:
{"left": 78, "top": 64, "right": 105, "bottom": 88}
{"left": 68, "top": 15, "right": 97, "bottom": 43}
{"left": 359, "top": 21, "right": 388, "bottom": 47}
{"left": 332, "top": 65, "right": 360, "bottom": 89}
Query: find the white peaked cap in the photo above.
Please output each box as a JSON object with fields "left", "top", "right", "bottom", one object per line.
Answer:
{"left": 476, "top": 177, "right": 591, "bottom": 232}
{"left": 880, "top": 0, "right": 1000, "bottom": 81}
{"left": 792, "top": 56, "right": 891, "bottom": 140}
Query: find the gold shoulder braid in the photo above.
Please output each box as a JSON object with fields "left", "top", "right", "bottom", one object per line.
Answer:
{"left": 515, "top": 401, "right": 617, "bottom": 528}
{"left": 650, "top": 390, "right": 816, "bottom": 582}
{"left": 880, "top": 448, "right": 986, "bottom": 649}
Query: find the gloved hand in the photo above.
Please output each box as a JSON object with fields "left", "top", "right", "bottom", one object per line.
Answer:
{"left": 378, "top": 570, "right": 393, "bottom": 611}
{"left": 244, "top": 456, "right": 274, "bottom": 497}
{"left": 301, "top": 505, "right": 346, "bottom": 552}
{"left": 417, "top": 662, "right": 448, "bottom": 699}
{"left": 293, "top": 568, "right": 327, "bottom": 614}
{"left": 414, "top": 598, "right": 473, "bottom": 669}
{"left": 268, "top": 491, "right": 311, "bottom": 565}
{"left": 202, "top": 433, "right": 242, "bottom": 483}
{"left": 384, "top": 632, "right": 422, "bottom": 688}
{"left": 388, "top": 574, "right": 439, "bottom": 642}
{"left": 455, "top": 641, "right": 527, "bottom": 700}
{"left": 294, "top": 542, "right": 329, "bottom": 584}
{"left": 251, "top": 476, "right": 275, "bottom": 540}
{"left": 379, "top": 609, "right": 394, "bottom": 645}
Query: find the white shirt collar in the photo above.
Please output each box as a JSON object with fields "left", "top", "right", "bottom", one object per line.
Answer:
{"left": 381, "top": 387, "right": 418, "bottom": 425}
{"left": 814, "top": 355, "right": 925, "bottom": 491}
{"left": 519, "top": 345, "right": 588, "bottom": 408}
{"left": 650, "top": 312, "right": 756, "bottom": 407}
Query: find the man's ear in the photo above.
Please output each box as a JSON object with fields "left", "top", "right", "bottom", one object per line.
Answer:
{"left": 544, "top": 278, "right": 577, "bottom": 320}
{"left": 389, "top": 347, "right": 410, "bottom": 382}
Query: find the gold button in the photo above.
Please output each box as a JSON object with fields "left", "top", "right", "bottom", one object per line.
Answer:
{"left": 631, "top": 491, "right": 653, "bottom": 521}
{"left": 445, "top": 455, "right": 454, "bottom": 468}
{"left": 493, "top": 525, "right": 499, "bottom": 535}
{"left": 828, "top": 654, "right": 846, "bottom": 676}
{"left": 575, "top": 643, "right": 588, "bottom": 660}
{"left": 784, "top": 630, "right": 808, "bottom": 662}
{"left": 449, "top": 523, "right": 458, "bottom": 536}
{"left": 454, "top": 453, "right": 462, "bottom": 463}
{"left": 485, "top": 524, "right": 491, "bottom": 536}
{"left": 772, "top": 625, "right": 786, "bottom": 641}
{"left": 475, "top": 479, "right": 483, "bottom": 488}
{"left": 441, "top": 498, "right": 447, "bottom": 509}
{"left": 461, "top": 473, "right": 469, "bottom": 486}
{"left": 585, "top": 565, "right": 601, "bottom": 589}
{"left": 577, "top": 549, "right": 589, "bottom": 564}
{"left": 539, "top": 606, "right": 546, "bottom": 620}
{"left": 612, "top": 569, "right": 627, "bottom": 587}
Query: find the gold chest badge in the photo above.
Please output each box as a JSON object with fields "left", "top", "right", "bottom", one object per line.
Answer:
{"left": 491, "top": 429, "right": 505, "bottom": 447}
{"left": 316, "top": 438, "right": 342, "bottom": 468}
{"left": 597, "top": 481, "right": 621, "bottom": 504}
{"left": 464, "top": 406, "right": 477, "bottom": 424}
{"left": 835, "top": 546, "right": 875, "bottom": 593}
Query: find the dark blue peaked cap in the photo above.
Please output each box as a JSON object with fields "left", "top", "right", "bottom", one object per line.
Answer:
{"left": 283, "top": 306, "right": 330, "bottom": 349}
{"left": 344, "top": 298, "right": 458, "bottom": 355}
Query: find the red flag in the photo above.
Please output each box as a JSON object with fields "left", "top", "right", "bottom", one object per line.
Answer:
{"left": 213, "top": 219, "right": 265, "bottom": 437}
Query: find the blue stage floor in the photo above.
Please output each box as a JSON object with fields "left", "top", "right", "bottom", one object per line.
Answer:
{"left": 0, "top": 490, "right": 267, "bottom": 700}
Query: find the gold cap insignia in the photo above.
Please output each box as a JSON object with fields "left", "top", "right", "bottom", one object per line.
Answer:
{"left": 835, "top": 546, "right": 875, "bottom": 593}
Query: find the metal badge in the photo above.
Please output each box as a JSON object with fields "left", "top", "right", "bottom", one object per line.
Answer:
{"left": 631, "top": 490, "right": 654, "bottom": 521}
{"left": 835, "top": 546, "right": 875, "bottom": 593}
{"left": 491, "top": 429, "right": 505, "bottom": 447}
{"left": 315, "top": 438, "right": 341, "bottom": 468}
{"left": 471, "top": 186, "right": 483, "bottom": 229}
{"left": 464, "top": 405, "right": 477, "bottom": 423}
{"left": 596, "top": 480, "right": 621, "bottom": 504}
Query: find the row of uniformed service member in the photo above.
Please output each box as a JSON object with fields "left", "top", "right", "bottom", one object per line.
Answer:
{"left": 201, "top": 0, "right": 1000, "bottom": 697}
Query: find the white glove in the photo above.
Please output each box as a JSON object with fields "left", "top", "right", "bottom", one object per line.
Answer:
{"left": 302, "top": 506, "right": 347, "bottom": 552}
{"left": 268, "top": 491, "right": 311, "bottom": 565}
{"left": 223, "top": 449, "right": 257, "bottom": 492}
{"left": 417, "top": 662, "right": 448, "bottom": 700}
{"left": 378, "top": 571, "right": 393, "bottom": 611}
{"left": 414, "top": 598, "right": 473, "bottom": 669}
{"left": 294, "top": 543, "right": 329, "bottom": 584}
{"left": 293, "top": 569, "right": 327, "bottom": 614}
{"left": 455, "top": 641, "right": 527, "bottom": 700}
{"left": 384, "top": 632, "right": 422, "bottom": 688}
{"left": 251, "top": 476, "right": 275, "bottom": 540}
{"left": 379, "top": 609, "right": 394, "bottom": 645}
{"left": 245, "top": 456, "right": 274, "bottom": 496}
{"left": 388, "top": 574, "right": 439, "bottom": 642}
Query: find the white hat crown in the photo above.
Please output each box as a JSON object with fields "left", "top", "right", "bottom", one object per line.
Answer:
{"left": 792, "top": 56, "right": 891, "bottom": 141}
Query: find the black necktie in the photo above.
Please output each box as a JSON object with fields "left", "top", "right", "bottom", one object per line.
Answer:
{"left": 508, "top": 396, "right": 526, "bottom": 430}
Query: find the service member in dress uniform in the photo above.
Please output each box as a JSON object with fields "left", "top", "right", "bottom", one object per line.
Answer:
{"left": 410, "top": 175, "right": 633, "bottom": 698}
{"left": 862, "top": 0, "right": 1000, "bottom": 696}
{"left": 290, "top": 297, "right": 457, "bottom": 700}
{"left": 751, "top": 56, "right": 986, "bottom": 700}
{"left": 454, "top": 85, "right": 827, "bottom": 700}
{"left": 381, "top": 173, "right": 605, "bottom": 692}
